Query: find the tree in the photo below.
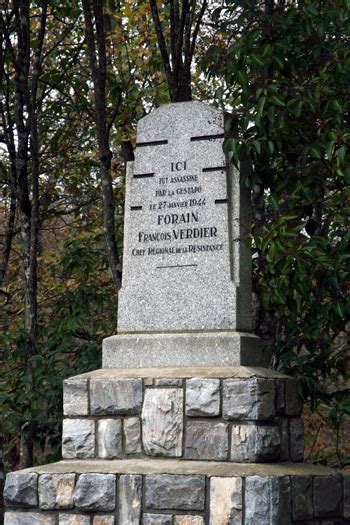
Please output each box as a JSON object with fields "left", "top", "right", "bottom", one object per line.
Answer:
{"left": 149, "top": 0, "right": 208, "bottom": 101}
{"left": 81, "top": 0, "right": 122, "bottom": 291}
{"left": 204, "top": 0, "right": 350, "bottom": 464}
{"left": 0, "top": 425, "right": 3, "bottom": 525}
{"left": 0, "top": 0, "right": 48, "bottom": 468}
{"left": 0, "top": 0, "right": 119, "bottom": 470}
{"left": 0, "top": 0, "right": 168, "bottom": 473}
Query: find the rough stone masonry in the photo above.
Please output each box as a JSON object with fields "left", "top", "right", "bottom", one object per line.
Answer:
{"left": 3, "top": 102, "right": 350, "bottom": 524}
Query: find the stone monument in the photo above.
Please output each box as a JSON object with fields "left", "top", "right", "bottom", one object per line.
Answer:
{"left": 104, "top": 101, "right": 259, "bottom": 369}
{"left": 3, "top": 102, "right": 350, "bottom": 525}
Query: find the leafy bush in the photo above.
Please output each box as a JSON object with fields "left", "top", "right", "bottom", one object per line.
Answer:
{"left": 0, "top": 229, "right": 118, "bottom": 469}
{"left": 204, "top": 0, "right": 350, "bottom": 464}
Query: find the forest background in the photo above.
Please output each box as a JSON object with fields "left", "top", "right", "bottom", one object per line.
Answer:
{"left": 0, "top": 0, "right": 349, "bottom": 501}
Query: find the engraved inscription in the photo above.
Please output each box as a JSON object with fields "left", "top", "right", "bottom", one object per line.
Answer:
{"left": 130, "top": 158, "right": 227, "bottom": 262}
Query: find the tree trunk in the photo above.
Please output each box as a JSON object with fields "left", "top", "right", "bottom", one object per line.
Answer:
{"left": 121, "top": 140, "right": 135, "bottom": 163}
{"left": 0, "top": 428, "right": 4, "bottom": 525}
{"left": 13, "top": 0, "right": 47, "bottom": 468}
{"left": 19, "top": 422, "right": 33, "bottom": 470}
{"left": 149, "top": 0, "right": 207, "bottom": 103}
{"left": 82, "top": 0, "right": 122, "bottom": 291}
{"left": 0, "top": 187, "right": 16, "bottom": 285}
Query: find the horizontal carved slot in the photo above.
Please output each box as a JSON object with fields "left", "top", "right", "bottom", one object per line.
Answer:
{"left": 190, "top": 133, "right": 225, "bottom": 142}
{"left": 157, "top": 264, "right": 198, "bottom": 269}
{"left": 215, "top": 199, "right": 228, "bottom": 204}
{"left": 203, "top": 166, "right": 227, "bottom": 173}
{"left": 130, "top": 206, "right": 142, "bottom": 211}
{"left": 136, "top": 140, "right": 168, "bottom": 147}
{"left": 134, "top": 173, "right": 155, "bottom": 179}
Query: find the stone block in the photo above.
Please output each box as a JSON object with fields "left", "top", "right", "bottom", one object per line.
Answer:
{"left": 118, "top": 474, "right": 142, "bottom": 524}
{"left": 142, "top": 515, "right": 172, "bottom": 525}
{"left": 97, "top": 419, "right": 122, "bottom": 459}
{"left": 185, "top": 378, "right": 220, "bottom": 416}
{"left": 62, "top": 419, "right": 95, "bottom": 459}
{"left": 245, "top": 476, "right": 291, "bottom": 524}
{"left": 73, "top": 473, "right": 116, "bottom": 511}
{"left": 210, "top": 477, "right": 242, "bottom": 525}
{"left": 291, "top": 476, "right": 313, "bottom": 521}
{"left": 155, "top": 379, "right": 183, "bottom": 387}
{"left": 344, "top": 475, "right": 350, "bottom": 519}
{"left": 185, "top": 421, "right": 229, "bottom": 460}
{"left": 223, "top": 378, "right": 275, "bottom": 420}
{"left": 175, "top": 517, "right": 204, "bottom": 525}
{"left": 90, "top": 378, "right": 142, "bottom": 415}
{"left": 285, "top": 379, "right": 303, "bottom": 415}
{"left": 289, "top": 417, "right": 304, "bottom": 462}
{"left": 276, "top": 417, "right": 289, "bottom": 461}
{"left": 145, "top": 474, "right": 205, "bottom": 510}
{"left": 4, "top": 473, "right": 38, "bottom": 507}
{"left": 276, "top": 379, "right": 286, "bottom": 414}
{"left": 38, "top": 473, "right": 75, "bottom": 510}
{"left": 93, "top": 518, "right": 115, "bottom": 525}
{"left": 103, "top": 332, "right": 263, "bottom": 369}
{"left": 230, "top": 424, "right": 280, "bottom": 462}
{"left": 5, "top": 512, "right": 55, "bottom": 525}
{"left": 63, "top": 378, "right": 89, "bottom": 416}
{"left": 314, "top": 476, "right": 343, "bottom": 518}
{"left": 124, "top": 417, "right": 142, "bottom": 455}
{"left": 58, "top": 516, "right": 90, "bottom": 525}
{"left": 142, "top": 388, "right": 183, "bottom": 457}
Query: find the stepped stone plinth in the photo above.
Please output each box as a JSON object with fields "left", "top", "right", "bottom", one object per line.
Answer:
{"left": 4, "top": 103, "right": 349, "bottom": 524}
{"left": 60, "top": 367, "right": 304, "bottom": 464}
{"left": 4, "top": 458, "right": 349, "bottom": 524}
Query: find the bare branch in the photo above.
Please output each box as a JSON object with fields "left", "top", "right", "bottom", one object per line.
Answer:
{"left": 188, "top": 0, "right": 207, "bottom": 67}
{"left": 149, "top": 0, "right": 173, "bottom": 96}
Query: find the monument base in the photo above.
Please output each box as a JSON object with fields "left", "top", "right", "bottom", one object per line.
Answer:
{"left": 102, "top": 332, "right": 266, "bottom": 369}
{"left": 59, "top": 366, "right": 304, "bottom": 464}
{"left": 4, "top": 459, "right": 349, "bottom": 524}
{"left": 4, "top": 366, "right": 350, "bottom": 524}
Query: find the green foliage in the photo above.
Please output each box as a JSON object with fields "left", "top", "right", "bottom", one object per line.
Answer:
{"left": 0, "top": 0, "right": 348, "bottom": 471}
{"left": 0, "top": 230, "right": 118, "bottom": 468}
{"left": 204, "top": 0, "right": 350, "bottom": 454}
{"left": 0, "top": 0, "right": 215, "bottom": 471}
